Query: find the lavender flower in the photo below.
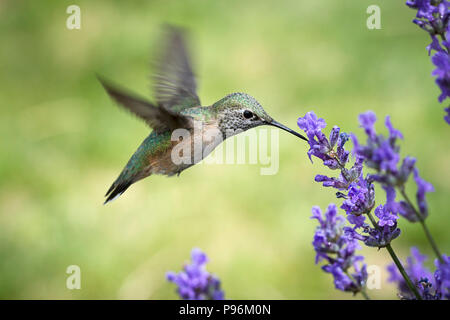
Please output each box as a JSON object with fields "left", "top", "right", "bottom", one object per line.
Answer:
{"left": 298, "top": 112, "right": 400, "bottom": 248}
{"left": 406, "top": 0, "right": 450, "bottom": 123}
{"left": 353, "top": 111, "right": 434, "bottom": 223}
{"left": 166, "top": 248, "right": 224, "bottom": 300}
{"left": 311, "top": 204, "right": 368, "bottom": 294}
{"left": 299, "top": 110, "right": 447, "bottom": 300}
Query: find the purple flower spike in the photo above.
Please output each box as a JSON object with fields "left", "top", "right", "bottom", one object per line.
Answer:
{"left": 167, "top": 248, "right": 224, "bottom": 300}
{"left": 398, "top": 157, "right": 416, "bottom": 184}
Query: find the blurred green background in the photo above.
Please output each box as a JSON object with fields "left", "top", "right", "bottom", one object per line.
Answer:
{"left": 0, "top": 0, "right": 449, "bottom": 299}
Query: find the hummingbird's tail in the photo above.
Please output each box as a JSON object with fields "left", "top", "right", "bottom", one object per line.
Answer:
{"left": 104, "top": 179, "right": 133, "bottom": 205}
{"left": 104, "top": 152, "right": 151, "bottom": 205}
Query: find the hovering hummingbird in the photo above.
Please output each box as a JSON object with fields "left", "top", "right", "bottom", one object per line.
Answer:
{"left": 99, "top": 27, "right": 307, "bottom": 204}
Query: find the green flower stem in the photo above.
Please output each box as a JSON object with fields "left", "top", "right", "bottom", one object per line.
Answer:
{"left": 398, "top": 187, "right": 444, "bottom": 263}
{"left": 384, "top": 243, "right": 422, "bottom": 300}
{"left": 360, "top": 289, "right": 370, "bottom": 300}
{"left": 366, "top": 211, "right": 422, "bottom": 300}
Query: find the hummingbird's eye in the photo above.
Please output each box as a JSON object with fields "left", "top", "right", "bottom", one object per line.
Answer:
{"left": 243, "top": 110, "right": 253, "bottom": 119}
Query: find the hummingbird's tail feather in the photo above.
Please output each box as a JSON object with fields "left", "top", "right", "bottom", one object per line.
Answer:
{"left": 104, "top": 180, "right": 133, "bottom": 205}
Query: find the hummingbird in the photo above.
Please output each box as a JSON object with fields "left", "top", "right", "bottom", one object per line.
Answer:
{"left": 99, "top": 27, "right": 307, "bottom": 204}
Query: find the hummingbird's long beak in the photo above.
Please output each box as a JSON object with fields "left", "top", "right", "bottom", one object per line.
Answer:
{"left": 269, "top": 120, "right": 308, "bottom": 142}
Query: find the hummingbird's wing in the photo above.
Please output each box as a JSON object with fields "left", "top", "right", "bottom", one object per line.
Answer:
{"left": 153, "top": 27, "right": 201, "bottom": 112}
{"left": 99, "top": 77, "right": 192, "bottom": 132}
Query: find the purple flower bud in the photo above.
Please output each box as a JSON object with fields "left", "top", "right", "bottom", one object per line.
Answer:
{"left": 344, "top": 227, "right": 366, "bottom": 242}
{"left": 398, "top": 156, "right": 416, "bottom": 184}
{"left": 347, "top": 157, "right": 364, "bottom": 181}
{"left": 413, "top": 168, "right": 434, "bottom": 219}
{"left": 374, "top": 204, "right": 398, "bottom": 227}
{"left": 427, "top": 35, "right": 443, "bottom": 55}
{"left": 338, "top": 132, "right": 350, "bottom": 148}
{"left": 398, "top": 200, "right": 418, "bottom": 222}
{"left": 358, "top": 111, "right": 377, "bottom": 139}
{"left": 383, "top": 185, "right": 403, "bottom": 216}
{"left": 166, "top": 271, "right": 177, "bottom": 282}
{"left": 338, "top": 149, "right": 350, "bottom": 165}
{"left": 385, "top": 116, "right": 403, "bottom": 140}
{"left": 191, "top": 248, "right": 208, "bottom": 265}
{"left": 347, "top": 214, "right": 366, "bottom": 228}
{"left": 329, "top": 126, "right": 340, "bottom": 148}
{"left": 311, "top": 205, "right": 324, "bottom": 225}
{"left": 323, "top": 159, "right": 340, "bottom": 169}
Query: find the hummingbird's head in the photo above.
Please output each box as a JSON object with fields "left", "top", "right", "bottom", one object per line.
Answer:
{"left": 213, "top": 92, "right": 307, "bottom": 141}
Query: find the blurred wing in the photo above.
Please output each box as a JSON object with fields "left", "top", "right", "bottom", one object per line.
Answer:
{"left": 153, "top": 27, "right": 201, "bottom": 112}
{"left": 99, "top": 77, "right": 192, "bottom": 132}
